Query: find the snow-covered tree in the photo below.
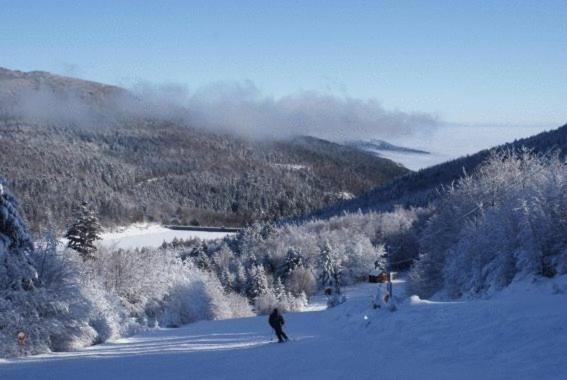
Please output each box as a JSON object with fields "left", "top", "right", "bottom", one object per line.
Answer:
{"left": 286, "top": 266, "right": 317, "bottom": 298}
{"left": 65, "top": 201, "right": 102, "bottom": 261}
{"left": 318, "top": 241, "right": 342, "bottom": 294}
{"left": 218, "top": 267, "right": 234, "bottom": 293}
{"left": 187, "top": 241, "right": 211, "bottom": 271}
{"left": 233, "top": 262, "right": 248, "bottom": 294}
{"left": 273, "top": 276, "right": 285, "bottom": 301}
{"left": 408, "top": 150, "right": 567, "bottom": 299}
{"left": 236, "top": 223, "right": 263, "bottom": 256}
{"left": 0, "top": 182, "right": 37, "bottom": 291}
{"left": 280, "top": 247, "right": 304, "bottom": 280}
{"left": 246, "top": 264, "right": 269, "bottom": 300}
{"left": 260, "top": 222, "right": 276, "bottom": 240}
{"left": 1, "top": 183, "right": 98, "bottom": 357}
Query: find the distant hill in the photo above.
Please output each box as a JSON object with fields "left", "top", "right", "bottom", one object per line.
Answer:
{"left": 311, "top": 123, "right": 567, "bottom": 218}
{"left": 347, "top": 139, "right": 430, "bottom": 155}
{"left": 0, "top": 67, "right": 409, "bottom": 231}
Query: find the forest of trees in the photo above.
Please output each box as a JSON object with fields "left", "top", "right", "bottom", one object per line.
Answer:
{"left": 407, "top": 149, "right": 567, "bottom": 298}
{"left": 0, "top": 117, "right": 407, "bottom": 232}
{"left": 0, "top": 68, "right": 408, "bottom": 232}
{"left": 312, "top": 123, "right": 567, "bottom": 219}
{"left": 0, "top": 172, "right": 424, "bottom": 357}
{"left": 2, "top": 139, "right": 566, "bottom": 359}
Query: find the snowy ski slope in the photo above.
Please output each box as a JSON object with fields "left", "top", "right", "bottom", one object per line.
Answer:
{"left": 2, "top": 277, "right": 566, "bottom": 380}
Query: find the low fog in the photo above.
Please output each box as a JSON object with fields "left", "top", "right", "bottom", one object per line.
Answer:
{"left": 0, "top": 69, "right": 438, "bottom": 141}
{"left": 133, "top": 81, "right": 439, "bottom": 141}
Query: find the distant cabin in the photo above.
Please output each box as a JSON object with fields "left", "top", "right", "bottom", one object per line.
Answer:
{"left": 369, "top": 269, "right": 390, "bottom": 283}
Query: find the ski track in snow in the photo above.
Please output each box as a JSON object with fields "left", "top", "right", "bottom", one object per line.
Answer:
{"left": 1, "top": 278, "right": 566, "bottom": 380}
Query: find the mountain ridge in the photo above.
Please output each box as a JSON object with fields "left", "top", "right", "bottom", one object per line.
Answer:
{"left": 347, "top": 139, "right": 430, "bottom": 155}
{"left": 310, "top": 123, "right": 567, "bottom": 219}
{"left": 0, "top": 67, "right": 409, "bottom": 231}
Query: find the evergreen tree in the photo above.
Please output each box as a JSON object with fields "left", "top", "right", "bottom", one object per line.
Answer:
{"left": 64, "top": 201, "right": 102, "bottom": 261}
{"left": 189, "top": 241, "right": 211, "bottom": 271}
{"left": 318, "top": 241, "right": 333, "bottom": 287}
{"left": 374, "top": 245, "right": 387, "bottom": 272}
{"left": 281, "top": 247, "right": 304, "bottom": 280}
{"left": 273, "top": 276, "right": 285, "bottom": 301}
{"left": 237, "top": 224, "right": 263, "bottom": 256}
{"left": 234, "top": 262, "right": 247, "bottom": 294}
{"left": 246, "top": 253, "right": 258, "bottom": 269}
{"left": 246, "top": 264, "right": 268, "bottom": 299}
{"left": 0, "top": 182, "right": 37, "bottom": 291}
{"left": 218, "top": 268, "right": 234, "bottom": 293}
{"left": 318, "top": 241, "right": 342, "bottom": 294}
{"left": 260, "top": 222, "right": 276, "bottom": 239}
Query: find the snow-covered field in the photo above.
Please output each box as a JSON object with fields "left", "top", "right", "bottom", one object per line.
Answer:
{"left": 2, "top": 277, "right": 566, "bottom": 380}
{"left": 99, "top": 224, "right": 234, "bottom": 250}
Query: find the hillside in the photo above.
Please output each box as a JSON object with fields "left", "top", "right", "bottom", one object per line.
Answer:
{"left": 312, "top": 123, "right": 567, "bottom": 219}
{"left": 0, "top": 68, "right": 408, "bottom": 231}
{"left": 347, "top": 139, "right": 430, "bottom": 155}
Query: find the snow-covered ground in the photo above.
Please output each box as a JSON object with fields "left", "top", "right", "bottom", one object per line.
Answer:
{"left": 2, "top": 276, "right": 566, "bottom": 380}
{"left": 98, "top": 224, "right": 234, "bottom": 250}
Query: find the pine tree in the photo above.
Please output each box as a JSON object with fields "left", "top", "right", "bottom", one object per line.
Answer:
{"left": 234, "top": 262, "right": 247, "bottom": 294}
{"left": 189, "top": 241, "right": 211, "bottom": 271}
{"left": 64, "top": 201, "right": 102, "bottom": 261}
{"left": 273, "top": 276, "right": 285, "bottom": 301}
{"left": 246, "top": 264, "right": 268, "bottom": 299}
{"left": 373, "top": 245, "right": 387, "bottom": 272}
{"left": 0, "top": 182, "right": 37, "bottom": 291}
{"left": 237, "top": 224, "right": 263, "bottom": 256}
{"left": 260, "top": 222, "right": 276, "bottom": 240}
{"left": 218, "top": 268, "right": 234, "bottom": 293}
{"left": 247, "top": 253, "right": 258, "bottom": 267}
{"left": 318, "top": 241, "right": 333, "bottom": 287}
{"left": 318, "top": 241, "right": 342, "bottom": 294}
{"left": 281, "top": 247, "right": 304, "bottom": 280}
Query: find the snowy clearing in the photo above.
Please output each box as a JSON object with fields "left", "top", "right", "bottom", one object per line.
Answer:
{"left": 2, "top": 277, "right": 566, "bottom": 380}
{"left": 98, "top": 224, "right": 234, "bottom": 250}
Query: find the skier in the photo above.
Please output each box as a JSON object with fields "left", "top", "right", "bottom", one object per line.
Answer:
{"left": 268, "top": 308, "right": 288, "bottom": 343}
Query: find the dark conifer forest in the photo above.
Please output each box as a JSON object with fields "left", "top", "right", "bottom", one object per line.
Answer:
{"left": 0, "top": 68, "right": 408, "bottom": 231}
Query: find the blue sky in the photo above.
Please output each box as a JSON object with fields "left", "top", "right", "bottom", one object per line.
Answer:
{"left": 1, "top": 0, "right": 566, "bottom": 127}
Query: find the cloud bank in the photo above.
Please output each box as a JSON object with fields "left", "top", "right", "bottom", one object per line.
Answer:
{"left": 0, "top": 68, "right": 438, "bottom": 141}
{"left": 133, "top": 81, "right": 439, "bottom": 140}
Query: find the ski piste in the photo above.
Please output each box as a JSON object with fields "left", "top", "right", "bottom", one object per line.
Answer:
{"left": 4, "top": 277, "right": 565, "bottom": 379}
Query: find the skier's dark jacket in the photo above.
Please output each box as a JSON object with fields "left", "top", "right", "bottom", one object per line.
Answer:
{"left": 269, "top": 309, "right": 284, "bottom": 328}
